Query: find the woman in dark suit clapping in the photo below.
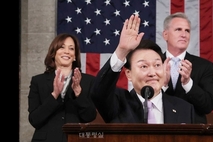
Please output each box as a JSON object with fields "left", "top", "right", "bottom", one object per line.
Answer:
{"left": 28, "top": 33, "right": 97, "bottom": 142}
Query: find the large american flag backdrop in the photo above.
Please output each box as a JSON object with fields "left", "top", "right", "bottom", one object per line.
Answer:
{"left": 57, "top": 0, "right": 213, "bottom": 90}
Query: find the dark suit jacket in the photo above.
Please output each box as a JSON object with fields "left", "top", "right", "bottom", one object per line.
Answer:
{"left": 164, "top": 52, "right": 213, "bottom": 124}
{"left": 28, "top": 71, "right": 97, "bottom": 142}
{"left": 91, "top": 58, "right": 195, "bottom": 123}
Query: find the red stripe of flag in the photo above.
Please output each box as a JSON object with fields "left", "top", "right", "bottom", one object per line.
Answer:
{"left": 86, "top": 53, "right": 100, "bottom": 76}
{"left": 171, "top": 0, "right": 184, "bottom": 13}
{"left": 200, "top": 0, "right": 213, "bottom": 62}
{"left": 86, "top": 53, "right": 128, "bottom": 89}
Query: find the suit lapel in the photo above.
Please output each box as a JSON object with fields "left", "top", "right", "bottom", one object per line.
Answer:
{"left": 162, "top": 93, "right": 178, "bottom": 123}
{"left": 129, "top": 89, "right": 144, "bottom": 123}
{"left": 46, "top": 72, "right": 55, "bottom": 94}
{"left": 65, "top": 79, "right": 74, "bottom": 100}
{"left": 184, "top": 52, "right": 194, "bottom": 61}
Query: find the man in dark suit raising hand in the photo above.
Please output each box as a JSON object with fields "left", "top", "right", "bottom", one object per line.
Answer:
{"left": 91, "top": 14, "right": 195, "bottom": 124}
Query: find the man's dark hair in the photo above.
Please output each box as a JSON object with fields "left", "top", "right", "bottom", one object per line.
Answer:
{"left": 124, "top": 39, "right": 165, "bottom": 70}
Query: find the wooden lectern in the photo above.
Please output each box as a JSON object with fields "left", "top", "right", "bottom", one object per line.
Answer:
{"left": 63, "top": 123, "right": 213, "bottom": 142}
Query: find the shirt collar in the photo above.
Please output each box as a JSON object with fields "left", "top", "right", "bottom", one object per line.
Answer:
{"left": 54, "top": 70, "right": 72, "bottom": 80}
{"left": 166, "top": 50, "right": 186, "bottom": 60}
{"left": 137, "top": 91, "right": 163, "bottom": 112}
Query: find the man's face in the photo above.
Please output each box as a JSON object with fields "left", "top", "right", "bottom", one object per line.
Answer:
{"left": 163, "top": 17, "right": 190, "bottom": 53}
{"left": 125, "top": 49, "right": 164, "bottom": 96}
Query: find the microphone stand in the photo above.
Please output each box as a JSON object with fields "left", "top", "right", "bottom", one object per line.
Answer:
{"left": 143, "top": 90, "right": 148, "bottom": 123}
{"left": 141, "top": 86, "right": 154, "bottom": 123}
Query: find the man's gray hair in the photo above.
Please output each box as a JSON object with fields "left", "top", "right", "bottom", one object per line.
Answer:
{"left": 163, "top": 12, "right": 191, "bottom": 30}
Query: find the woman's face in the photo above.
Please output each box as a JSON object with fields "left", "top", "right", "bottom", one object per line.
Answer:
{"left": 55, "top": 37, "right": 76, "bottom": 68}
{"left": 125, "top": 49, "right": 164, "bottom": 97}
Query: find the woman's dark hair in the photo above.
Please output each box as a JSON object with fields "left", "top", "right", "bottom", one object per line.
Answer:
{"left": 44, "top": 33, "right": 81, "bottom": 73}
{"left": 124, "top": 39, "right": 165, "bottom": 70}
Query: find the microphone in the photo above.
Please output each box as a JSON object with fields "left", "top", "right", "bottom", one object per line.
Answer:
{"left": 141, "top": 86, "right": 154, "bottom": 123}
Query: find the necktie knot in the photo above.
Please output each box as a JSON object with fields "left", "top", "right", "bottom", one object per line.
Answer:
{"left": 172, "top": 57, "right": 180, "bottom": 64}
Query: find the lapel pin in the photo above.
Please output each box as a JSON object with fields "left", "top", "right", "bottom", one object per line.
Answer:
{"left": 172, "top": 109, "right": 176, "bottom": 113}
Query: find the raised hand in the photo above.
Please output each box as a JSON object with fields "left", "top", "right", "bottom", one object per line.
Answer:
{"left": 71, "top": 68, "right": 82, "bottom": 97}
{"left": 179, "top": 59, "right": 192, "bottom": 85}
{"left": 115, "top": 14, "right": 144, "bottom": 61}
{"left": 163, "top": 57, "right": 171, "bottom": 86}
{"left": 52, "top": 69, "right": 65, "bottom": 99}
